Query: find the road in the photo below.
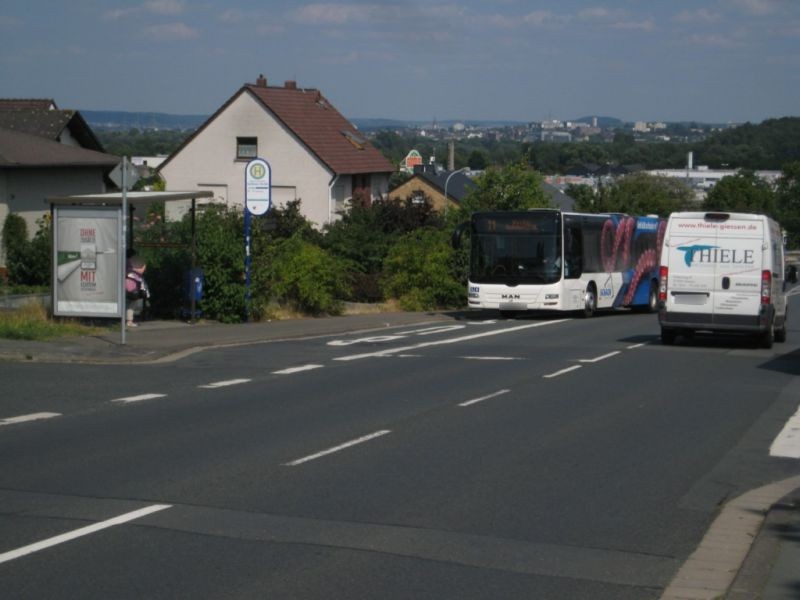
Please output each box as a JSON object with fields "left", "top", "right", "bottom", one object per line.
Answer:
{"left": 1, "top": 301, "right": 800, "bottom": 599}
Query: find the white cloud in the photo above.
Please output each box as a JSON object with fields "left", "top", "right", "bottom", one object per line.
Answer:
{"left": 143, "top": 22, "right": 199, "bottom": 41}
{"left": 731, "top": 0, "right": 779, "bottom": 16}
{"left": 673, "top": 9, "right": 720, "bottom": 23}
{"left": 688, "top": 33, "right": 739, "bottom": 48}
{"left": 143, "top": 0, "right": 184, "bottom": 15}
{"left": 612, "top": 19, "right": 655, "bottom": 32}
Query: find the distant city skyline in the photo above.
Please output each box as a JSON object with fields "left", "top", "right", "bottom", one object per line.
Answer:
{"left": 2, "top": 1, "right": 799, "bottom": 124}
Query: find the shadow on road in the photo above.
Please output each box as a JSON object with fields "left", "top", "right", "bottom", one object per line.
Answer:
{"left": 759, "top": 347, "right": 800, "bottom": 375}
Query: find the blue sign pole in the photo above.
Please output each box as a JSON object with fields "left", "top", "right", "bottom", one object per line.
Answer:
{"left": 244, "top": 207, "right": 252, "bottom": 321}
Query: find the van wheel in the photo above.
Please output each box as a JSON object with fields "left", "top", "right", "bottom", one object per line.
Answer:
{"left": 775, "top": 322, "right": 787, "bottom": 343}
{"left": 759, "top": 322, "right": 775, "bottom": 349}
{"left": 582, "top": 284, "right": 597, "bottom": 318}
{"left": 661, "top": 328, "right": 676, "bottom": 345}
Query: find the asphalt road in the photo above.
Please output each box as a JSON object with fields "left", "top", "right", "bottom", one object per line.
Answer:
{"left": 1, "top": 302, "right": 800, "bottom": 599}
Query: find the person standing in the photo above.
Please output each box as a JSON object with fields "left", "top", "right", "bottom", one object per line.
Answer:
{"left": 125, "top": 256, "right": 150, "bottom": 327}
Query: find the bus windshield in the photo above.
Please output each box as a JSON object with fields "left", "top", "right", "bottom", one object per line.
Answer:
{"left": 470, "top": 212, "right": 562, "bottom": 285}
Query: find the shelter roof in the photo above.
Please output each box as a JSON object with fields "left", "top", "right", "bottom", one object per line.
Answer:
{"left": 47, "top": 190, "right": 214, "bottom": 207}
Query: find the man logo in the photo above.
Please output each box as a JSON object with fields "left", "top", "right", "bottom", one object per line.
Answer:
{"left": 501, "top": 294, "right": 520, "bottom": 300}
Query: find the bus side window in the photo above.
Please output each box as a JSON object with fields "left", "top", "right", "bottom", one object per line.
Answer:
{"left": 565, "top": 221, "right": 583, "bottom": 279}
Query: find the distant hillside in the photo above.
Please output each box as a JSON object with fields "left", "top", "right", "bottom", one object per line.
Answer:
{"left": 696, "top": 116, "right": 800, "bottom": 169}
{"left": 82, "top": 110, "right": 208, "bottom": 131}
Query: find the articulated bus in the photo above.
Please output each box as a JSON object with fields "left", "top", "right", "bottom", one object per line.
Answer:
{"left": 453, "top": 209, "right": 666, "bottom": 317}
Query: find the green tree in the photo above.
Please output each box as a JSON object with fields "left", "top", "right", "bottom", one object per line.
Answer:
{"left": 381, "top": 228, "right": 463, "bottom": 310}
{"left": 776, "top": 161, "right": 800, "bottom": 248}
{"left": 703, "top": 170, "right": 776, "bottom": 215}
{"left": 604, "top": 173, "right": 694, "bottom": 216}
{"left": 455, "top": 162, "right": 550, "bottom": 222}
{"left": 467, "top": 150, "right": 488, "bottom": 170}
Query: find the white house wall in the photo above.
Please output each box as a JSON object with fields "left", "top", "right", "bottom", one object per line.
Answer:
{"left": 160, "top": 92, "right": 334, "bottom": 228}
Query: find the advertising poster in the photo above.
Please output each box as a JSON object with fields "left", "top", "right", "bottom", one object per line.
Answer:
{"left": 53, "top": 207, "right": 121, "bottom": 317}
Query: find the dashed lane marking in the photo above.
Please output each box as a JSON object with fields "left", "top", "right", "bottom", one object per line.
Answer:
{"left": 458, "top": 389, "right": 511, "bottom": 407}
{"left": 198, "top": 378, "right": 252, "bottom": 389}
{"left": 284, "top": 430, "right": 392, "bottom": 466}
{"left": 111, "top": 393, "right": 167, "bottom": 404}
{"left": 272, "top": 364, "right": 324, "bottom": 375}
{"left": 543, "top": 365, "right": 583, "bottom": 379}
{"left": 0, "top": 412, "right": 61, "bottom": 426}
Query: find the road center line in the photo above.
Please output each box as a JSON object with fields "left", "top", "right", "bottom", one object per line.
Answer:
{"left": 0, "top": 504, "right": 172, "bottom": 565}
{"left": 335, "top": 319, "right": 570, "bottom": 362}
{"left": 626, "top": 343, "right": 646, "bottom": 350}
{"left": 111, "top": 393, "right": 167, "bottom": 404}
{"left": 579, "top": 351, "right": 621, "bottom": 363}
{"left": 198, "top": 378, "right": 252, "bottom": 389}
{"left": 284, "top": 430, "right": 392, "bottom": 466}
{"left": 543, "top": 365, "right": 583, "bottom": 379}
{"left": 0, "top": 412, "right": 61, "bottom": 426}
{"left": 770, "top": 404, "right": 800, "bottom": 458}
{"left": 459, "top": 389, "right": 511, "bottom": 407}
{"left": 272, "top": 364, "right": 324, "bottom": 375}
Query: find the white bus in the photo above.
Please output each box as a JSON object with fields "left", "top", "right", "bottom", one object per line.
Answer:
{"left": 453, "top": 209, "right": 666, "bottom": 317}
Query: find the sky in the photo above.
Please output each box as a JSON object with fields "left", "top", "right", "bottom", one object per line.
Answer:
{"left": 1, "top": 1, "right": 799, "bottom": 124}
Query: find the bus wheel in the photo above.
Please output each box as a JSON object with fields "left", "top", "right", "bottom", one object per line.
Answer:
{"left": 582, "top": 285, "right": 597, "bottom": 318}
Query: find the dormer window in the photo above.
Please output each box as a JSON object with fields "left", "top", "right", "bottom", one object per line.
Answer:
{"left": 237, "top": 137, "right": 258, "bottom": 159}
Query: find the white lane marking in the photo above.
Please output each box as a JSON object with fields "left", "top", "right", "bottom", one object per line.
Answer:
{"left": 459, "top": 389, "right": 511, "bottom": 407}
{"left": 626, "top": 343, "right": 646, "bottom": 350}
{"left": 284, "top": 430, "right": 391, "bottom": 466}
{"left": 111, "top": 393, "right": 167, "bottom": 404}
{"left": 0, "top": 504, "right": 171, "bottom": 565}
{"left": 272, "top": 364, "right": 324, "bottom": 375}
{"left": 579, "top": 351, "right": 621, "bottom": 363}
{"left": 401, "top": 325, "right": 466, "bottom": 336}
{"left": 328, "top": 335, "right": 404, "bottom": 346}
{"left": 198, "top": 378, "right": 252, "bottom": 389}
{"left": 335, "top": 319, "right": 570, "bottom": 362}
{"left": 543, "top": 365, "right": 583, "bottom": 379}
{"left": 467, "top": 320, "right": 497, "bottom": 325}
{"left": 770, "top": 404, "right": 800, "bottom": 458}
{"left": 462, "top": 356, "right": 522, "bottom": 361}
{"left": 0, "top": 412, "right": 61, "bottom": 426}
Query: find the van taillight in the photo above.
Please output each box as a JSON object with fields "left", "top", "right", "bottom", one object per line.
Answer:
{"left": 659, "top": 266, "right": 668, "bottom": 301}
{"left": 761, "top": 270, "right": 771, "bottom": 304}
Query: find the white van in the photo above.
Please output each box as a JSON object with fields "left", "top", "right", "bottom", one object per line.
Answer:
{"left": 658, "top": 211, "right": 796, "bottom": 347}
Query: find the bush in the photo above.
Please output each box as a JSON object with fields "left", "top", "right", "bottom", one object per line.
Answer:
{"left": 255, "top": 234, "right": 350, "bottom": 316}
{"left": 2, "top": 213, "right": 51, "bottom": 286}
{"left": 381, "top": 229, "right": 464, "bottom": 311}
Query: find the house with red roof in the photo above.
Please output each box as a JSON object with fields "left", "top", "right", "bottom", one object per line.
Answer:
{"left": 158, "top": 75, "right": 394, "bottom": 227}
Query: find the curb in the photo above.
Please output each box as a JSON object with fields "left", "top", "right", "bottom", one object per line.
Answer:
{"left": 660, "top": 475, "right": 800, "bottom": 600}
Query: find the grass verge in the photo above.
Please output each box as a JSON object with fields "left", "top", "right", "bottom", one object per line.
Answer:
{"left": 0, "top": 303, "right": 105, "bottom": 340}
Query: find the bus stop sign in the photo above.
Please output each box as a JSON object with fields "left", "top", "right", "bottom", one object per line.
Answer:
{"left": 245, "top": 158, "right": 271, "bottom": 216}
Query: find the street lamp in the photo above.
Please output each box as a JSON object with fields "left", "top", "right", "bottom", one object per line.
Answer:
{"left": 444, "top": 167, "right": 469, "bottom": 218}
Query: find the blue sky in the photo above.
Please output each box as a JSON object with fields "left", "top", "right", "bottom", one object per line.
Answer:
{"left": 1, "top": 1, "right": 799, "bottom": 124}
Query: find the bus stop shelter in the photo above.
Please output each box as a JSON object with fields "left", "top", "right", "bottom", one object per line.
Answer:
{"left": 47, "top": 190, "right": 214, "bottom": 342}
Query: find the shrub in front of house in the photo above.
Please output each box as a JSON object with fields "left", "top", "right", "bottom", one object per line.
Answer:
{"left": 381, "top": 228, "right": 463, "bottom": 311}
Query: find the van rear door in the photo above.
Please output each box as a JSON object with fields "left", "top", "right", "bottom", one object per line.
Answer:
{"left": 664, "top": 214, "right": 717, "bottom": 318}
{"left": 710, "top": 216, "right": 763, "bottom": 323}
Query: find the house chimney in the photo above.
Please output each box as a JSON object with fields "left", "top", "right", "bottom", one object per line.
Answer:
{"left": 256, "top": 74, "right": 267, "bottom": 87}
{"left": 285, "top": 80, "right": 297, "bottom": 90}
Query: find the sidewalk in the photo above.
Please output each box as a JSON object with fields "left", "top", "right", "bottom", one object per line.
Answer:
{"left": 0, "top": 311, "right": 798, "bottom": 598}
